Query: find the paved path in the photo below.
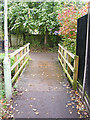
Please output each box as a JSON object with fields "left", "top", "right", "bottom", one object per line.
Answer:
{"left": 13, "top": 52, "right": 79, "bottom": 118}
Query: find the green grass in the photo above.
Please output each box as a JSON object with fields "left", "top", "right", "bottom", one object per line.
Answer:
{"left": 0, "top": 53, "right": 5, "bottom": 59}
{"left": 8, "top": 47, "right": 17, "bottom": 51}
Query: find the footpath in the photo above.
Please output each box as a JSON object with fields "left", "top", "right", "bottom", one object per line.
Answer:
{"left": 13, "top": 52, "right": 86, "bottom": 118}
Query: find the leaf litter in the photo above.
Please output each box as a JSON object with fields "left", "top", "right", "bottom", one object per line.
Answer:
{"left": 65, "top": 83, "right": 89, "bottom": 118}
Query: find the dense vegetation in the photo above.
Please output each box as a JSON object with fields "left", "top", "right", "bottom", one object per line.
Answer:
{"left": 58, "top": 2, "right": 87, "bottom": 53}
{"left": 2, "top": 1, "right": 88, "bottom": 53}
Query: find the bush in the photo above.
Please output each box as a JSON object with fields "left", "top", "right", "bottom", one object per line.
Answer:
{"left": 58, "top": 2, "right": 88, "bottom": 54}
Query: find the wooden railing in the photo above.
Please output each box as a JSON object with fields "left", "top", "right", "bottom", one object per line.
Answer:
{"left": 58, "top": 44, "right": 79, "bottom": 90}
{"left": 9, "top": 43, "right": 30, "bottom": 83}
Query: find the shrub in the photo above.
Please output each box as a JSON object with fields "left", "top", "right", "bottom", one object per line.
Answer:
{"left": 58, "top": 2, "right": 88, "bottom": 54}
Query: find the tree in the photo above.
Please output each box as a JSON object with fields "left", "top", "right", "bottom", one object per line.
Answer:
{"left": 8, "top": 2, "right": 61, "bottom": 46}
{"left": 34, "top": 2, "right": 60, "bottom": 45}
{"left": 58, "top": 2, "right": 88, "bottom": 53}
{"left": 8, "top": 2, "right": 35, "bottom": 46}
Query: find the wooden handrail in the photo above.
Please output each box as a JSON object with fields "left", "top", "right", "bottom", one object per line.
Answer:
{"left": 9, "top": 43, "right": 30, "bottom": 83}
{"left": 58, "top": 50, "right": 74, "bottom": 72}
{"left": 58, "top": 43, "right": 79, "bottom": 90}
{"left": 58, "top": 44, "right": 75, "bottom": 59}
{"left": 11, "top": 50, "right": 29, "bottom": 71}
{"left": 9, "top": 43, "right": 30, "bottom": 58}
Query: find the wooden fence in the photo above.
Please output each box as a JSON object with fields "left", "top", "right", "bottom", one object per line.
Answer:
{"left": 58, "top": 44, "right": 79, "bottom": 90}
{"left": 9, "top": 43, "right": 30, "bottom": 83}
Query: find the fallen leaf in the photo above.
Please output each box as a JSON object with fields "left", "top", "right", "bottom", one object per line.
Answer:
{"left": 63, "top": 84, "right": 66, "bottom": 87}
{"left": 10, "top": 115, "right": 14, "bottom": 118}
{"left": 16, "top": 110, "right": 19, "bottom": 112}
{"left": 18, "top": 112, "right": 20, "bottom": 114}
{"left": 67, "top": 91, "right": 69, "bottom": 93}
{"left": 66, "top": 105, "right": 68, "bottom": 108}
{"left": 72, "top": 106, "right": 75, "bottom": 109}
{"left": 32, "top": 75, "right": 35, "bottom": 77}
{"left": 15, "top": 104, "right": 18, "bottom": 106}
{"left": 72, "top": 102, "right": 75, "bottom": 105}
{"left": 35, "top": 112, "right": 39, "bottom": 115}
{"left": 84, "top": 112, "right": 87, "bottom": 115}
{"left": 33, "top": 98, "right": 36, "bottom": 100}
{"left": 30, "top": 97, "right": 33, "bottom": 100}
{"left": 29, "top": 84, "right": 32, "bottom": 86}
{"left": 78, "top": 111, "right": 80, "bottom": 115}
{"left": 79, "top": 114, "right": 82, "bottom": 118}
{"left": 70, "top": 111, "right": 72, "bottom": 114}
{"left": 33, "top": 109, "right": 37, "bottom": 112}
{"left": 67, "top": 103, "right": 72, "bottom": 106}
{"left": 10, "top": 105, "right": 13, "bottom": 109}
{"left": 30, "top": 105, "right": 32, "bottom": 108}
{"left": 25, "top": 89, "right": 28, "bottom": 92}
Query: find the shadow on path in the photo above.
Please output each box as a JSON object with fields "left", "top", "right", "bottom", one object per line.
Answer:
{"left": 13, "top": 52, "right": 79, "bottom": 118}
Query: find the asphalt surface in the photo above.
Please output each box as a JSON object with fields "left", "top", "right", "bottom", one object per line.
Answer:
{"left": 13, "top": 52, "right": 80, "bottom": 118}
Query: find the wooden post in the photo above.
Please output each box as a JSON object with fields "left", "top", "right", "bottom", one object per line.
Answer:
{"left": 27, "top": 45, "right": 29, "bottom": 58}
{"left": 24, "top": 48, "right": 26, "bottom": 60}
{"left": 20, "top": 50, "right": 23, "bottom": 66}
{"left": 73, "top": 56, "right": 79, "bottom": 90}
{"left": 67, "top": 55, "right": 71, "bottom": 75}
{"left": 15, "top": 54, "right": 18, "bottom": 74}
{"left": 59, "top": 46, "right": 61, "bottom": 59}
{"left": 61, "top": 49, "right": 63, "bottom": 64}
{"left": 64, "top": 51, "right": 66, "bottom": 69}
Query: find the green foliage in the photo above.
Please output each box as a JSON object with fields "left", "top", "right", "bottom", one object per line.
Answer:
{"left": 60, "top": 38, "right": 76, "bottom": 54}
{"left": 35, "top": 2, "right": 60, "bottom": 34}
{"left": 8, "top": 2, "right": 60, "bottom": 45}
{"left": 58, "top": 1, "right": 87, "bottom": 54}
{"left": 0, "top": 90, "right": 5, "bottom": 99}
{"left": 8, "top": 2, "right": 32, "bottom": 33}
{"left": 10, "top": 56, "right": 15, "bottom": 66}
{"left": 0, "top": 53, "right": 5, "bottom": 59}
{"left": 24, "top": 34, "right": 61, "bottom": 52}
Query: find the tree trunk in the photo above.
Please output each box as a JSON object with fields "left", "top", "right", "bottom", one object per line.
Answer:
{"left": 44, "top": 27, "right": 48, "bottom": 45}
{"left": 23, "top": 33, "right": 26, "bottom": 45}
{"left": 17, "top": 33, "right": 19, "bottom": 46}
{"left": 8, "top": 29, "right": 12, "bottom": 47}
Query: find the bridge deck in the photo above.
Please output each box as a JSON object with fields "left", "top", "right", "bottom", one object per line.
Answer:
{"left": 13, "top": 52, "right": 79, "bottom": 118}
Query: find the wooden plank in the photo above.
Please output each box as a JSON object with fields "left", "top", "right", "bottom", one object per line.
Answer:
{"left": 73, "top": 56, "right": 79, "bottom": 90}
{"left": 11, "top": 50, "right": 29, "bottom": 71}
{"left": 9, "top": 43, "right": 30, "bottom": 58}
{"left": 61, "top": 49, "right": 63, "bottom": 63}
{"left": 12, "top": 58, "right": 28, "bottom": 83}
{"left": 58, "top": 44, "right": 75, "bottom": 59}
{"left": 58, "top": 50, "right": 74, "bottom": 72}
{"left": 64, "top": 51, "right": 67, "bottom": 69}
{"left": 15, "top": 54, "right": 18, "bottom": 74}
{"left": 27, "top": 45, "right": 29, "bottom": 57}
{"left": 67, "top": 55, "right": 71, "bottom": 75}
{"left": 59, "top": 46, "right": 61, "bottom": 59}
{"left": 58, "top": 56, "right": 73, "bottom": 84}
{"left": 24, "top": 47, "right": 26, "bottom": 61}
{"left": 20, "top": 50, "right": 23, "bottom": 66}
